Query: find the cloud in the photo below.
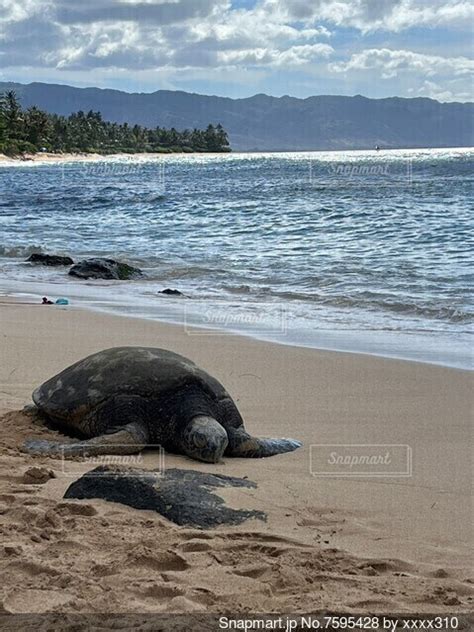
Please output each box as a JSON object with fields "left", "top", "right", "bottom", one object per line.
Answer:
{"left": 0, "top": 0, "right": 334, "bottom": 71}
{"left": 54, "top": 0, "right": 225, "bottom": 25}
{"left": 329, "top": 48, "right": 474, "bottom": 102}
{"left": 408, "top": 79, "right": 473, "bottom": 102}
{"left": 0, "top": 0, "right": 49, "bottom": 23}
{"left": 330, "top": 48, "right": 474, "bottom": 79}
{"left": 272, "top": 0, "right": 474, "bottom": 32}
{"left": 0, "top": 0, "right": 472, "bottom": 101}
{"left": 217, "top": 43, "right": 333, "bottom": 67}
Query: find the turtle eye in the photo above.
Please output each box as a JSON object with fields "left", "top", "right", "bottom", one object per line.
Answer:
{"left": 194, "top": 433, "right": 207, "bottom": 448}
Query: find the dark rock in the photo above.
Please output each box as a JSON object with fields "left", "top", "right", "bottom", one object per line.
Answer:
{"left": 68, "top": 258, "right": 143, "bottom": 280}
{"left": 159, "top": 288, "right": 184, "bottom": 296}
{"left": 64, "top": 466, "right": 266, "bottom": 529}
{"left": 26, "top": 253, "right": 74, "bottom": 266}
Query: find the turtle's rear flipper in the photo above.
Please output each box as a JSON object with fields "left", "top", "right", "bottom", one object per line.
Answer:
{"left": 225, "top": 427, "right": 302, "bottom": 458}
{"left": 22, "top": 422, "right": 149, "bottom": 458}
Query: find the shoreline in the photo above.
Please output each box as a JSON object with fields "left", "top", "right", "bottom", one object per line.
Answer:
{"left": 2, "top": 293, "right": 471, "bottom": 374}
{"left": 0, "top": 151, "right": 226, "bottom": 164}
{"left": 1, "top": 145, "right": 473, "bottom": 165}
{"left": 0, "top": 298, "right": 472, "bottom": 614}
{"left": 1, "top": 282, "right": 472, "bottom": 371}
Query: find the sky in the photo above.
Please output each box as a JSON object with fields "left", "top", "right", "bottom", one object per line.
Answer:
{"left": 0, "top": 0, "right": 473, "bottom": 101}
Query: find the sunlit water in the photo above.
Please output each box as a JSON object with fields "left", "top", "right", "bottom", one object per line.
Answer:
{"left": 0, "top": 148, "right": 472, "bottom": 368}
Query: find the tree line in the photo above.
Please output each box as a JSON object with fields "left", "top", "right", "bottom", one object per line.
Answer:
{"left": 0, "top": 91, "right": 231, "bottom": 156}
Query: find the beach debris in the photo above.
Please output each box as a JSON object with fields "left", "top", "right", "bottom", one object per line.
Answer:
{"left": 159, "top": 288, "right": 184, "bottom": 296}
{"left": 68, "top": 257, "right": 143, "bottom": 280}
{"left": 41, "top": 296, "right": 69, "bottom": 305}
{"left": 26, "top": 253, "right": 74, "bottom": 266}
{"left": 23, "top": 346, "right": 302, "bottom": 463}
{"left": 64, "top": 465, "right": 266, "bottom": 528}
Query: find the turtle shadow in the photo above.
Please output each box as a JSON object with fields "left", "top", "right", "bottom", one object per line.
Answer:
{"left": 64, "top": 466, "right": 266, "bottom": 529}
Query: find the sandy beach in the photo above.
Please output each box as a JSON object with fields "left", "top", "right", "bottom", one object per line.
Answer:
{"left": 0, "top": 152, "right": 216, "bottom": 164}
{"left": 0, "top": 152, "right": 108, "bottom": 164}
{"left": 0, "top": 299, "right": 472, "bottom": 620}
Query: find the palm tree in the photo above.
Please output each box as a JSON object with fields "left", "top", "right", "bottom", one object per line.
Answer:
{"left": 0, "top": 91, "right": 232, "bottom": 155}
{"left": 2, "top": 91, "right": 23, "bottom": 142}
{"left": 25, "top": 107, "right": 52, "bottom": 147}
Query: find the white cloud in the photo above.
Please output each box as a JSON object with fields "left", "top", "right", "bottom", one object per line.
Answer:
{"left": 409, "top": 79, "right": 473, "bottom": 102}
{"left": 218, "top": 43, "right": 333, "bottom": 67}
{"left": 271, "top": 0, "right": 474, "bottom": 32}
{"left": 330, "top": 48, "right": 474, "bottom": 102}
{"left": 330, "top": 48, "right": 474, "bottom": 78}
{"left": 0, "top": 0, "right": 334, "bottom": 71}
{"left": 0, "top": 0, "right": 49, "bottom": 23}
{"left": 0, "top": 0, "right": 472, "bottom": 101}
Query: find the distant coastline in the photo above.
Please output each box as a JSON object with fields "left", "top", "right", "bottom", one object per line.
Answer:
{"left": 0, "top": 151, "right": 219, "bottom": 164}
{"left": 2, "top": 81, "right": 473, "bottom": 151}
{"left": 1, "top": 145, "right": 473, "bottom": 164}
{"left": 0, "top": 90, "right": 232, "bottom": 158}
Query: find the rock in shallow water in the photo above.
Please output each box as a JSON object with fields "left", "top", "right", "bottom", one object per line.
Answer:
{"left": 159, "top": 288, "right": 184, "bottom": 296}
{"left": 64, "top": 465, "right": 266, "bottom": 528}
{"left": 68, "top": 258, "right": 143, "bottom": 280}
{"left": 26, "top": 253, "right": 74, "bottom": 266}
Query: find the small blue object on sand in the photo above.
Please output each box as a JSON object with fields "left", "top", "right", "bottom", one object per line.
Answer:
{"left": 55, "top": 298, "right": 69, "bottom": 305}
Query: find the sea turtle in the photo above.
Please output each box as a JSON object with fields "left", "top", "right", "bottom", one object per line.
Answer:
{"left": 23, "top": 347, "right": 302, "bottom": 463}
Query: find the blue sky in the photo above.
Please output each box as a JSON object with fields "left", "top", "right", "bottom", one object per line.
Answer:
{"left": 0, "top": 0, "right": 473, "bottom": 101}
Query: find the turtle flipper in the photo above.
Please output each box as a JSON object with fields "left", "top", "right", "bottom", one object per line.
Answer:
{"left": 22, "top": 422, "right": 149, "bottom": 458}
{"left": 225, "top": 427, "right": 302, "bottom": 458}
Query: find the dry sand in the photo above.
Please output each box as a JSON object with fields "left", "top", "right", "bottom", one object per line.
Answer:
{"left": 0, "top": 299, "right": 472, "bottom": 620}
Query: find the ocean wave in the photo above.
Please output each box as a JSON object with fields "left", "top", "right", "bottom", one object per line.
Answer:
{"left": 220, "top": 285, "right": 473, "bottom": 324}
{"left": 155, "top": 266, "right": 229, "bottom": 280}
{"left": 1, "top": 149, "right": 472, "bottom": 338}
{"left": 0, "top": 244, "right": 45, "bottom": 258}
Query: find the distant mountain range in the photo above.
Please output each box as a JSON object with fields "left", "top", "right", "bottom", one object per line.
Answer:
{"left": 1, "top": 81, "right": 473, "bottom": 151}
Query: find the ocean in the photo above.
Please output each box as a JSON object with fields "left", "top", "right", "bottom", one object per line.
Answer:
{"left": 0, "top": 147, "right": 472, "bottom": 369}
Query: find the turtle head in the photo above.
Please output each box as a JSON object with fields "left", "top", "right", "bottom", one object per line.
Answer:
{"left": 182, "top": 416, "right": 228, "bottom": 463}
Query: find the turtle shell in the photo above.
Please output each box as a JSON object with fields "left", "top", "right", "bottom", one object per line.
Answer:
{"left": 32, "top": 346, "right": 228, "bottom": 425}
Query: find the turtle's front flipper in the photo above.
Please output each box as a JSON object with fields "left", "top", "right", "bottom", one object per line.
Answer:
{"left": 22, "top": 422, "right": 149, "bottom": 458}
{"left": 225, "top": 427, "right": 302, "bottom": 458}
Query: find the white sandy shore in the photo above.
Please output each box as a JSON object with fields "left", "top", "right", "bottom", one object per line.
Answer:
{"left": 0, "top": 151, "right": 221, "bottom": 164}
{"left": 0, "top": 299, "right": 472, "bottom": 616}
